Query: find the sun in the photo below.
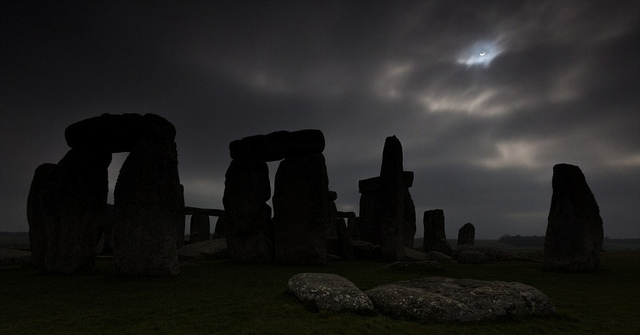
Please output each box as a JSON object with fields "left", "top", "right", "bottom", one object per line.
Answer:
{"left": 457, "top": 40, "right": 502, "bottom": 67}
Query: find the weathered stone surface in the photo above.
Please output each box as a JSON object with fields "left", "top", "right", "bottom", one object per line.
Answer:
{"left": 423, "top": 209, "right": 453, "bottom": 255}
{"left": 223, "top": 159, "right": 273, "bottom": 263}
{"left": 113, "top": 139, "right": 181, "bottom": 276}
{"left": 457, "top": 250, "right": 489, "bottom": 264}
{"left": 65, "top": 113, "right": 176, "bottom": 152}
{"left": 457, "top": 223, "right": 475, "bottom": 246}
{"left": 273, "top": 154, "right": 329, "bottom": 265}
{"left": 287, "top": 273, "right": 374, "bottom": 314}
{"left": 544, "top": 163, "right": 604, "bottom": 271}
{"left": 96, "top": 204, "right": 115, "bottom": 255}
{"left": 189, "top": 214, "right": 210, "bottom": 243}
{"left": 177, "top": 238, "right": 228, "bottom": 261}
{"left": 230, "top": 129, "right": 325, "bottom": 161}
{"left": 403, "top": 190, "right": 416, "bottom": 248}
{"left": 365, "top": 277, "right": 556, "bottom": 322}
{"left": 28, "top": 149, "right": 110, "bottom": 273}
{"left": 378, "top": 136, "right": 405, "bottom": 261}
{"left": 426, "top": 251, "right": 453, "bottom": 263}
{"left": 384, "top": 260, "right": 443, "bottom": 272}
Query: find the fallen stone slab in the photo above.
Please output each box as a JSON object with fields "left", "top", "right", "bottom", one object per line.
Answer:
{"left": 365, "top": 277, "right": 556, "bottom": 322}
{"left": 177, "top": 239, "right": 228, "bottom": 261}
{"left": 0, "top": 248, "right": 31, "bottom": 265}
{"left": 287, "top": 273, "right": 374, "bottom": 314}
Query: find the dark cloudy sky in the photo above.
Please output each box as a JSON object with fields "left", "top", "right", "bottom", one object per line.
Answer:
{"left": 2, "top": 0, "right": 639, "bottom": 239}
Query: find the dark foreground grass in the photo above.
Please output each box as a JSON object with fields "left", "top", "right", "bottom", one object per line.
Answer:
{"left": 2, "top": 252, "right": 639, "bottom": 335}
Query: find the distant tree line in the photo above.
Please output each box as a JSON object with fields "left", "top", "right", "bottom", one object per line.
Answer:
{"left": 498, "top": 234, "right": 545, "bottom": 248}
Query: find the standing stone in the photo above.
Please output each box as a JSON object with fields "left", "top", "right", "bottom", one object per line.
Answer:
{"left": 223, "top": 158, "right": 273, "bottom": 263}
{"left": 189, "top": 214, "right": 211, "bottom": 243}
{"left": 27, "top": 163, "right": 58, "bottom": 269}
{"left": 357, "top": 178, "right": 379, "bottom": 244}
{"left": 423, "top": 209, "right": 453, "bottom": 255}
{"left": 335, "top": 218, "right": 356, "bottom": 261}
{"left": 114, "top": 139, "right": 181, "bottom": 276}
{"left": 544, "top": 163, "right": 604, "bottom": 271}
{"left": 28, "top": 149, "right": 110, "bottom": 273}
{"left": 273, "top": 154, "right": 330, "bottom": 265}
{"left": 403, "top": 189, "right": 416, "bottom": 248}
{"left": 457, "top": 223, "right": 475, "bottom": 246}
{"left": 176, "top": 184, "right": 185, "bottom": 248}
{"left": 378, "top": 136, "right": 405, "bottom": 261}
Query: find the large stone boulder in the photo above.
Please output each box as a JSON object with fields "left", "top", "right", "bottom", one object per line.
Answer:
{"left": 423, "top": 209, "right": 453, "bottom": 255}
{"left": 27, "top": 149, "right": 110, "bottom": 273}
{"left": 230, "top": 129, "right": 325, "bottom": 161}
{"left": 177, "top": 238, "right": 228, "bottom": 261}
{"left": 457, "top": 223, "right": 475, "bottom": 246}
{"left": 222, "top": 158, "right": 273, "bottom": 263}
{"left": 365, "top": 277, "right": 556, "bottom": 322}
{"left": 273, "top": 154, "right": 329, "bottom": 265}
{"left": 113, "top": 139, "right": 182, "bottom": 276}
{"left": 189, "top": 214, "right": 210, "bottom": 243}
{"left": 65, "top": 113, "right": 176, "bottom": 152}
{"left": 287, "top": 273, "right": 374, "bottom": 314}
{"left": 0, "top": 248, "right": 32, "bottom": 265}
{"left": 544, "top": 163, "right": 604, "bottom": 271}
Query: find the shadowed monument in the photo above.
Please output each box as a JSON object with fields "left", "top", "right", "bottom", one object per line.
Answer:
{"left": 544, "top": 163, "right": 603, "bottom": 271}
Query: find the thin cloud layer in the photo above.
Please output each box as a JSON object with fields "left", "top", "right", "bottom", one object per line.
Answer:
{"left": 1, "top": 0, "right": 638, "bottom": 239}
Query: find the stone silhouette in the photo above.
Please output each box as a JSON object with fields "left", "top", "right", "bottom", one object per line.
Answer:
{"left": 222, "top": 158, "right": 273, "bottom": 262}
{"left": 357, "top": 136, "right": 416, "bottom": 261}
{"left": 457, "top": 223, "right": 475, "bottom": 246}
{"left": 224, "top": 129, "right": 330, "bottom": 265}
{"left": 273, "top": 153, "right": 330, "bottom": 264}
{"left": 544, "top": 163, "right": 604, "bottom": 271}
{"left": 189, "top": 214, "right": 211, "bottom": 243}
{"left": 423, "top": 209, "right": 453, "bottom": 255}
{"left": 28, "top": 113, "right": 183, "bottom": 275}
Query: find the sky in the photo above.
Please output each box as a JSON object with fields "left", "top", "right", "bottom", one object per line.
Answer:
{"left": 1, "top": 0, "right": 639, "bottom": 239}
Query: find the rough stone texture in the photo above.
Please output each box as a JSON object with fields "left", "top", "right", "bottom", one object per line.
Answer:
{"left": 273, "top": 154, "right": 329, "bottom": 265}
{"left": 96, "top": 204, "right": 115, "bottom": 255}
{"left": 65, "top": 113, "right": 176, "bottom": 153}
{"left": 457, "top": 223, "right": 475, "bottom": 246}
{"left": 365, "top": 277, "right": 556, "bottom": 322}
{"left": 544, "top": 163, "right": 604, "bottom": 271}
{"left": 457, "top": 250, "right": 489, "bottom": 264}
{"left": 189, "top": 214, "right": 210, "bottom": 243}
{"left": 423, "top": 209, "right": 453, "bottom": 255}
{"left": 426, "top": 251, "right": 453, "bottom": 263}
{"left": 230, "top": 129, "right": 325, "bottom": 161}
{"left": 287, "top": 273, "right": 374, "bottom": 314}
{"left": 384, "top": 260, "right": 443, "bottom": 272}
{"left": 222, "top": 159, "right": 273, "bottom": 263}
{"left": 378, "top": 136, "right": 405, "bottom": 261}
{"left": 177, "top": 238, "right": 228, "bottom": 261}
{"left": 27, "top": 149, "right": 110, "bottom": 273}
{"left": 113, "top": 139, "right": 182, "bottom": 276}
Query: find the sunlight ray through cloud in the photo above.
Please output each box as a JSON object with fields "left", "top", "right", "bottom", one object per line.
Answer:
{"left": 457, "top": 40, "right": 503, "bottom": 67}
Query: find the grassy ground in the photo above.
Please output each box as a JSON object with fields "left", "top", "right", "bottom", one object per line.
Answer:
{"left": 1, "top": 252, "right": 639, "bottom": 335}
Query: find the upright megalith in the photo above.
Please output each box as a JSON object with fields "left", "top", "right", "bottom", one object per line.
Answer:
{"left": 544, "top": 163, "right": 603, "bottom": 271}
{"left": 27, "top": 149, "right": 110, "bottom": 273}
{"left": 357, "top": 136, "right": 415, "bottom": 260}
{"left": 223, "top": 158, "right": 273, "bottom": 262}
{"left": 189, "top": 214, "right": 211, "bottom": 243}
{"left": 423, "top": 209, "right": 453, "bottom": 255}
{"left": 457, "top": 223, "right": 475, "bottom": 246}
{"left": 273, "top": 153, "right": 330, "bottom": 264}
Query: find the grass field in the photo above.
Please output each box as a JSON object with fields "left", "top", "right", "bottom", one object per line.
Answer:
{"left": 1, "top": 251, "right": 639, "bottom": 335}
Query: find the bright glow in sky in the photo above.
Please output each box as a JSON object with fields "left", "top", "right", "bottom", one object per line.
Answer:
{"left": 457, "top": 40, "right": 502, "bottom": 67}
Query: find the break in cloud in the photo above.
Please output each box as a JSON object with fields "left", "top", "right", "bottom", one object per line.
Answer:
{"left": 1, "top": 0, "right": 639, "bottom": 239}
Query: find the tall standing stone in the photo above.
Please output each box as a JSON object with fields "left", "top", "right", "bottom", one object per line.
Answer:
{"left": 273, "top": 153, "right": 330, "bottom": 265}
{"left": 544, "top": 163, "right": 604, "bottom": 271}
{"left": 378, "top": 136, "right": 405, "bottom": 260}
{"left": 189, "top": 214, "right": 211, "bottom": 243}
{"left": 27, "top": 149, "right": 110, "bottom": 273}
{"left": 114, "top": 138, "right": 182, "bottom": 276}
{"left": 403, "top": 189, "right": 416, "bottom": 248}
{"left": 457, "top": 223, "right": 475, "bottom": 246}
{"left": 423, "top": 209, "right": 453, "bottom": 255}
{"left": 223, "top": 158, "right": 273, "bottom": 262}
